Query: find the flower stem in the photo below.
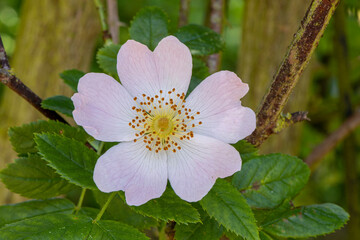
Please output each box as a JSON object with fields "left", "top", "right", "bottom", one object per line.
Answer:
{"left": 93, "top": 192, "right": 116, "bottom": 222}
{"left": 93, "top": 0, "right": 112, "bottom": 44}
{"left": 74, "top": 188, "right": 87, "bottom": 215}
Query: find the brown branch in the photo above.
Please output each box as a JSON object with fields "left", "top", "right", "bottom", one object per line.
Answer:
{"left": 107, "top": 0, "right": 120, "bottom": 44}
{"left": 178, "top": 0, "right": 190, "bottom": 27}
{"left": 0, "top": 37, "right": 10, "bottom": 70}
{"left": 206, "top": 0, "right": 225, "bottom": 73}
{"left": 273, "top": 111, "right": 310, "bottom": 134}
{"left": 0, "top": 35, "right": 67, "bottom": 124}
{"left": 305, "top": 109, "right": 360, "bottom": 169}
{"left": 164, "top": 221, "right": 176, "bottom": 240}
{"left": 246, "top": 0, "right": 340, "bottom": 147}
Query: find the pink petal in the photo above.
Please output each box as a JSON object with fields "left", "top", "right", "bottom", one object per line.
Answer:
{"left": 167, "top": 134, "right": 241, "bottom": 202}
{"left": 72, "top": 73, "right": 137, "bottom": 142}
{"left": 93, "top": 141, "right": 167, "bottom": 206}
{"left": 117, "top": 36, "right": 192, "bottom": 98}
{"left": 185, "top": 71, "right": 256, "bottom": 143}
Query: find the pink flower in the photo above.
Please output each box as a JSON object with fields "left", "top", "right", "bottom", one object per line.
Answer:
{"left": 72, "top": 36, "right": 256, "bottom": 206}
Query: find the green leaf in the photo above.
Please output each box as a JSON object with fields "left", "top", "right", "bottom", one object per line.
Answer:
{"left": 174, "top": 24, "right": 224, "bottom": 56}
{"left": 0, "top": 198, "right": 74, "bottom": 228}
{"left": 119, "top": 186, "right": 200, "bottom": 224}
{"left": 129, "top": 7, "right": 169, "bottom": 50}
{"left": 35, "top": 133, "right": 98, "bottom": 190}
{"left": 0, "top": 154, "right": 75, "bottom": 199}
{"left": 232, "top": 140, "right": 259, "bottom": 163}
{"left": 96, "top": 44, "right": 121, "bottom": 76}
{"left": 41, "top": 95, "right": 74, "bottom": 117}
{"left": 175, "top": 206, "right": 223, "bottom": 240}
{"left": 9, "top": 120, "right": 88, "bottom": 154}
{"left": 93, "top": 190, "right": 157, "bottom": 230}
{"left": 262, "top": 203, "right": 349, "bottom": 238}
{"left": 0, "top": 214, "right": 149, "bottom": 240}
{"left": 59, "top": 69, "right": 85, "bottom": 92}
{"left": 232, "top": 154, "right": 310, "bottom": 209}
{"left": 200, "top": 179, "right": 259, "bottom": 240}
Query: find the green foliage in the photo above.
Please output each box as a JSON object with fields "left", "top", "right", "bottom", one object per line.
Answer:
{"left": 96, "top": 44, "right": 121, "bottom": 76}
{"left": 41, "top": 95, "right": 74, "bottom": 117}
{"left": 200, "top": 179, "right": 259, "bottom": 240}
{"left": 8, "top": 120, "right": 88, "bottom": 154}
{"left": 232, "top": 140, "right": 259, "bottom": 163}
{"left": 35, "top": 133, "right": 98, "bottom": 190}
{"left": 0, "top": 198, "right": 74, "bottom": 228}
{"left": 118, "top": 186, "right": 200, "bottom": 224}
{"left": 93, "top": 190, "right": 157, "bottom": 230}
{"left": 0, "top": 154, "right": 75, "bottom": 199}
{"left": 175, "top": 206, "right": 223, "bottom": 240}
{"left": 59, "top": 69, "right": 85, "bottom": 92}
{"left": 174, "top": 24, "right": 224, "bottom": 56}
{"left": 0, "top": 214, "right": 149, "bottom": 240}
{"left": 129, "top": 7, "right": 169, "bottom": 50}
{"left": 232, "top": 154, "right": 310, "bottom": 209}
{"left": 262, "top": 203, "right": 349, "bottom": 238}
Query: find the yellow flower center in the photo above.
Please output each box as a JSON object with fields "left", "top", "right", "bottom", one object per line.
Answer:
{"left": 153, "top": 116, "right": 173, "bottom": 138}
{"left": 128, "top": 88, "right": 203, "bottom": 153}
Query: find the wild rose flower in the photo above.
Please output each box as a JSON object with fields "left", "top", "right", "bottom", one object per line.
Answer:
{"left": 72, "top": 36, "right": 256, "bottom": 206}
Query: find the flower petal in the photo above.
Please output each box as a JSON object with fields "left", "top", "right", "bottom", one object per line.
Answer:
{"left": 185, "top": 71, "right": 256, "bottom": 143}
{"left": 167, "top": 134, "right": 241, "bottom": 202}
{"left": 72, "top": 73, "right": 137, "bottom": 142}
{"left": 117, "top": 36, "right": 192, "bottom": 98}
{"left": 93, "top": 141, "right": 168, "bottom": 206}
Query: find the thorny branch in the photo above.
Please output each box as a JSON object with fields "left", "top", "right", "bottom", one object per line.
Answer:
{"left": 306, "top": 109, "right": 360, "bottom": 169}
{"left": 246, "top": 0, "right": 340, "bottom": 147}
{"left": 107, "top": 0, "right": 120, "bottom": 44}
{"left": 0, "top": 36, "right": 67, "bottom": 124}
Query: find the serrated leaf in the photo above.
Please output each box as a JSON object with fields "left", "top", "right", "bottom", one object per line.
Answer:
{"left": 175, "top": 206, "right": 223, "bottom": 240}
{"left": 262, "top": 203, "right": 349, "bottom": 238}
{"left": 129, "top": 7, "right": 169, "bottom": 50}
{"left": 0, "top": 214, "right": 149, "bottom": 240}
{"left": 174, "top": 24, "right": 224, "bottom": 56}
{"left": 188, "top": 58, "right": 209, "bottom": 95}
{"left": 118, "top": 186, "right": 200, "bottom": 224}
{"left": 9, "top": 120, "right": 88, "bottom": 154}
{"left": 93, "top": 190, "right": 157, "bottom": 230}
{"left": 200, "top": 179, "right": 259, "bottom": 240}
{"left": 59, "top": 69, "right": 85, "bottom": 92}
{"left": 232, "top": 154, "right": 310, "bottom": 209}
{"left": 0, "top": 154, "right": 75, "bottom": 199}
{"left": 35, "top": 133, "right": 98, "bottom": 190}
{"left": 232, "top": 140, "right": 259, "bottom": 163}
{"left": 41, "top": 95, "right": 74, "bottom": 117}
{"left": 0, "top": 198, "right": 74, "bottom": 228}
{"left": 96, "top": 44, "right": 121, "bottom": 76}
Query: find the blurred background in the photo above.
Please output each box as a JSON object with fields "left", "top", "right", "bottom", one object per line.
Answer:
{"left": 0, "top": 0, "right": 359, "bottom": 239}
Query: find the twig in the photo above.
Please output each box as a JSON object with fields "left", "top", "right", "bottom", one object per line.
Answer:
{"left": 207, "top": 0, "right": 225, "bottom": 73}
{"left": 107, "top": 0, "right": 120, "bottom": 44}
{"left": 273, "top": 111, "right": 310, "bottom": 134}
{"left": 305, "top": 109, "right": 360, "bottom": 169}
{"left": 0, "top": 35, "right": 67, "bottom": 124}
{"left": 94, "top": 0, "right": 112, "bottom": 44}
{"left": 178, "top": 0, "right": 190, "bottom": 27}
{"left": 246, "top": 0, "right": 340, "bottom": 147}
{"left": 0, "top": 37, "right": 10, "bottom": 70}
{"left": 164, "top": 221, "right": 176, "bottom": 240}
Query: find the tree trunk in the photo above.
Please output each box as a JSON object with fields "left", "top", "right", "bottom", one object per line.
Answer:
{"left": 237, "top": 0, "right": 312, "bottom": 154}
{"left": 0, "top": 0, "right": 100, "bottom": 204}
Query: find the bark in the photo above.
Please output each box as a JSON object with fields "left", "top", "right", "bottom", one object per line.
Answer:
{"left": 238, "top": 0, "right": 312, "bottom": 153}
{"left": 0, "top": 0, "right": 100, "bottom": 204}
